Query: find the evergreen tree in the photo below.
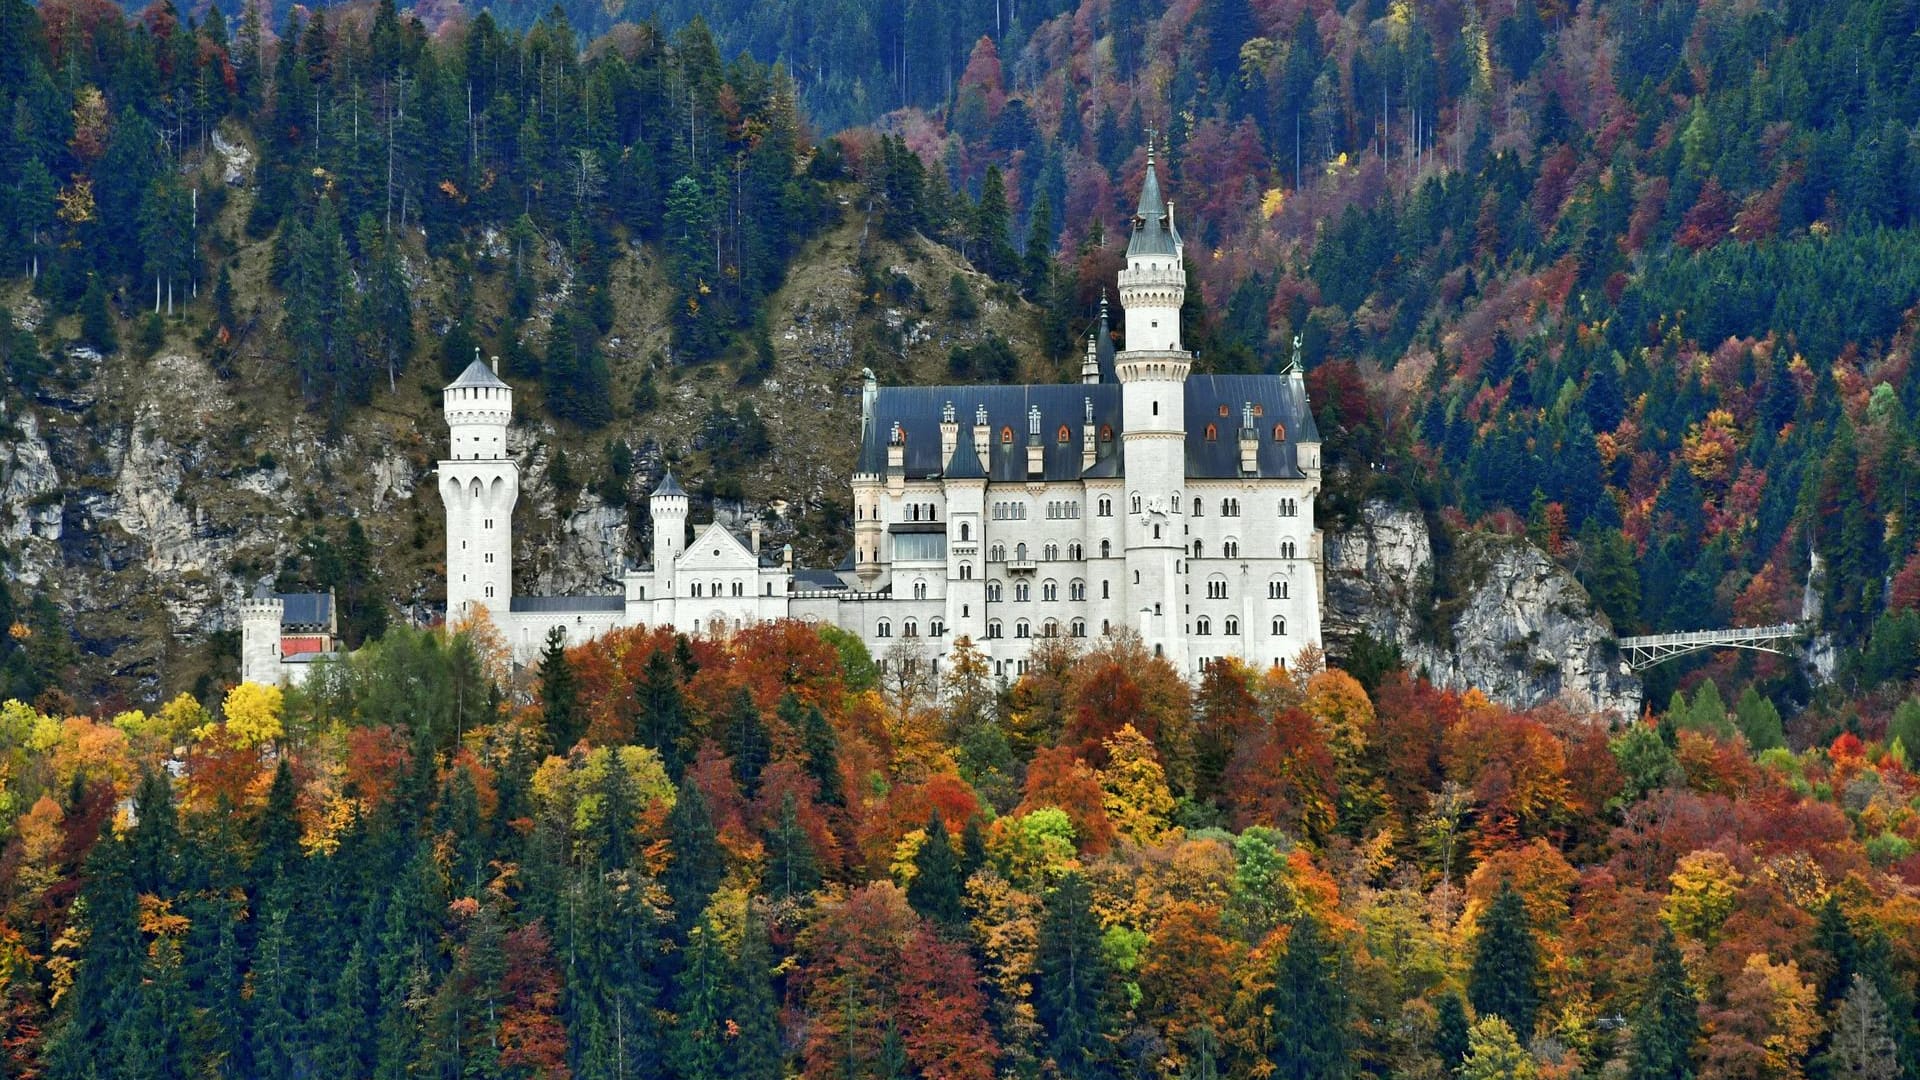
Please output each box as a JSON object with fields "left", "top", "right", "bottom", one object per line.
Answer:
{"left": 724, "top": 688, "right": 771, "bottom": 799}
{"left": 1818, "top": 975, "right": 1901, "bottom": 1080}
{"left": 79, "top": 272, "right": 117, "bottom": 354}
{"left": 1469, "top": 881, "right": 1540, "bottom": 1042}
{"left": 1035, "top": 872, "right": 1115, "bottom": 1077}
{"left": 972, "top": 166, "right": 1018, "bottom": 280}
{"left": 638, "top": 648, "right": 692, "bottom": 777}
{"left": 1435, "top": 990, "right": 1472, "bottom": 1068}
{"left": 539, "top": 626, "right": 583, "bottom": 751}
{"left": 733, "top": 913, "right": 784, "bottom": 1080}
{"left": 1264, "top": 916, "right": 1352, "bottom": 1080}
{"left": 1023, "top": 191, "right": 1055, "bottom": 300}
{"left": 671, "top": 914, "right": 733, "bottom": 1080}
{"left": 907, "top": 812, "right": 965, "bottom": 928}
{"left": 789, "top": 693, "right": 844, "bottom": 807}
{"left": 764, "top": 791, "right": 821, "bottom": 901}
{"left": 1626, "top": 927, "right": 1699, "bottom": 1080}
{"left": 1734, "top": 686, "right": 1786, "bottom": 751}
{"left": 42, "top": 830, "right": 145, "bottom": 1079}
{"left": 356, "top": 216, "right": 414, "bottom": 393}
{"left": 665, "top": 778, "right": 725, "bottom": 939}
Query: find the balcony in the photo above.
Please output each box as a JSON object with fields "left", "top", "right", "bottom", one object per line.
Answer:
{"left": 1005, "top": 558, "right": 1038, "bottom": 573}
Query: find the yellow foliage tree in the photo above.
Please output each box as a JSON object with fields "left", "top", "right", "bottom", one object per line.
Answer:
{"left": 1099, "top": 724, "right": 1176, "bottom": 846}
{"left": 1663, "top": 849, "right": 1743, "bottom": 946}
{"left": 214, "top": 682, "right": 285, "bottom": 749}
{"left": 1305, "top": 669, "right": 1375, "bottom": 762}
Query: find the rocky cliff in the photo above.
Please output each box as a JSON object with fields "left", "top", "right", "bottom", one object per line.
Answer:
{"left": 1324, "top": 501, "right": 1643, "bottom": 718}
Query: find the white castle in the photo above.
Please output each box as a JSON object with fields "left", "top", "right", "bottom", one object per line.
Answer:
{"left": 242, "top": 152, "right": 1325, "bottom": 686}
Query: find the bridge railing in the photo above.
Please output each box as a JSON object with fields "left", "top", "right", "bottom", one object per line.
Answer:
{"left": 1616, "top": 623, "right": 1801, "bottom": 649}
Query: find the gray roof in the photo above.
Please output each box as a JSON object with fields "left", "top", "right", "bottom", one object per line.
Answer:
{"left": 652, "top": 470, "right": 687, "bottom": 498}
{"left": 1127, "top": 159, "right": 1180, "bottom": 258}
{"left": 509, "top": 595, "right": 627, "bottom": 614}
{"left": 275, "top": 592, "right": 333, "bottom": 630}
{"left": 858, "top": 385, "right": 1124, "bottom": 482}
{"left": 447, "top": 359, "right": 510, "bottom": 390}
{"left": 856, "top": 373, "right": 1318, "bottom": 482}
{"left": 795, "top": 569, "right": 847, "bottom": 591}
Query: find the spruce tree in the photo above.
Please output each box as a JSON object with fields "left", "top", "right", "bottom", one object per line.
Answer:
{"left": 79, "top": 272, "right": 117, "bottom": 354}
{"left": 972, "top": 166, "right": 1018, "bottom": 280}
{"left": 1035, "top": 872, "right": 1115, "bottom": 1077}
{"left": 1734, "top": 686, "right": 1786, "bottom": 750}
{"left": 1818, "top": 975, "right": 1901, "bottom": 1080}
{"left": 666, "top": 778, "right": 725, "bottom": 939}
{"left": 907, "top": 812, "right": 965, "bottom": 928}
{"left": 637, "top": 647, "right": 691, "bottom": 777}
{"left": 733, "top": 914, "right": 785, "bottom": 1080}
{"left": 764, "top": 791, "right": 820, "bottom": 900}
{"left": 789, "top": 693, "right": 844, "bottom": 806}
{"left": 671, "top": 914, "right": 732, "bottom": 1080}
{"left": 1264, "top": 916, "right": 1352, "bottom": 1080}
{"left": 1435, "top": 990, "right": 1472, "bottom": 1068}
{"left": 537, "top": 625, "right": 582, "bottom": 752}
{"left": 724, "top": 688, "right": 771, "bottom": 799}
{"left": 1469, "top": 881, "right": 1540, "bottom": 1042}
{"left": 1023, "top": 191, "right": 1056, "bottom": 299}
{"left": 42, "top": 831, "right": 145, "bottom": 1079}
{"left": 1626, "top": 927, "right": 1699, "bottom": 1080}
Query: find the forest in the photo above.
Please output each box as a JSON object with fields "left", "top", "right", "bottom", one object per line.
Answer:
{"left": 3, "top": 619, "right": 1920, "bottom": 1078}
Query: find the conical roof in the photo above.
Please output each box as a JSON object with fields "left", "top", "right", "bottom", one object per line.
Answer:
{"left": 1127, "top": 148, "right": 1179, "bottom": 258}
{"left": 652, "top": 469, "right": 688, "bottom": 498}
{"left": 447, "top": 358, "right": 510, "bottom": 390}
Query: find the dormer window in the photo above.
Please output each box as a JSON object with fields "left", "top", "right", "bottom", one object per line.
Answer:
{"left": 1001, "top": 426, "right": 1014, "bottom": 445}
{"left": 1218, "top": 404, "right": 1230, "bottom": 417}
{"left": 1273, "top": 423, "right": 1287, "bottom": 441}
{"left": 1057, "top": 425, "right": 1071, "bottom": 444}
{"left": 1204, "top": 424, "right": 1217, "bottom": 442}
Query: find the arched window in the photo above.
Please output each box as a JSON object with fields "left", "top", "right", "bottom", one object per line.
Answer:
{"left": 960, "top": 563, "right": 974, "bottom": 580}
{"left": 1057, "top": 424, "right": 1072, "bottom": 443}
{"left": 1134, "top": 570, "right": 1141, "bottom": 584}
{"left": 1100, "top": 424, "right": 1113, "bottom": 442}
{"left": 1282, "top": 540, "right": 1298, "bottom": 559}
{"left": 1043, "top": 619, "right": 1060, "bottom": 638}
{"left": 931, "top": 619, "right": 945, "bottom": 636}
{"left": 1042, "top": 581, "right": 1058, "bottom": 602}
{"left": 1100, "top": 539, "right": 1112, "bottom": 558}
{"left": 1043, "top": 542, "right": 1059, "bottom": 561}
{"left": 1193, "top": 539, "right": 1204, "bottom": 558}
{"left": 1268, "top": 579, "right": 1289, "bottom": 599}
{"left": 913, "top": 580, "right": 927, "bottom": 600}
{"left": 1225, "top": 616, "right": 1240, "bottom": 636}
{"left": 1207, "top": 578, "right": 1228, "bottom": 599}
{"left": 1131, "top": 494, "right": 1142, "bottom": 514}
{"left": 987, "top": 620, "right": 1003, "bottom": 639}
{"left": 904, "top": 619, "right": 918, "bottom": 637}
{"left": 1204, "top": 423, "right": 1218, "bottom": 441}
{"left": 1015, "top": 542, "right": 1028, "bottom": 561}
{"left": 987, "top": 581, "right": 1002, "bottom": 602}
{"left": 1224, "top": 539, "right": 1239, "bottom": 558}
{"left": 1070, "top": 580, "right": 1086, "bottom": 601}
{"left": 1153, "top": 524, "right": 1161, "bottom": 540}
{"left": 1015, "top": 582, "right": 1031, "bottom": 602}
{"left": 1098, "top": 496, "right": 1113, "bottom": 516}
{"left": 1015, "top": 620, "right": 1031, "bottom": 638}
{"left": 1272, "top": 423, "right": 1287, "bottom": 441}
{"left": 960, "top": 521, "right": 971, "bottom": 540}
{"left": 692, "top": 582, "right": 703, "bottom": 598}
{"left": 1101, "top": 580, "right": 1110, "bottom": 599}
{"left": 990, "top": 543, "right": 1005, "bottom": 562}
{"left": 1068, "top": 542, "right": 1083, "bottom": 560}
{"left": 877, "top": 620, "right": 892, "bottom": 638}
{"left": 1272, "top": 616, "right": 1287, "bottom": 635}
{"left": 1192, "top": 497, "right": 1203, "bottom": 516}
{"left": 1001, "top": 426, "right": 1014, "bottom": 445}
{"left": 1196, "top": 616, "right": 1212, "bottom": 635}
{"left": 1071, "top": 618, "right": 1087, "bottom": 638}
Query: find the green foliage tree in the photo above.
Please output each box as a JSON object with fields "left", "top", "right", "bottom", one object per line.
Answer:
{"left": 538, "top": 626, "right": 582, "bottom": 751}
{"left": 1264, "top": 915, "right": 1353, "bottom": 1080}
{"left": 1469, "top": 881, "right": 1540, "bottom": 1042}
{"left": 1035, "top": 872, "right": 1115, "bottom": 1077}
{"left": 1626, "top": 927, "right": 1699, "bottom": 1080}
{"left": 907, "top": 811, "right": 965, "bottom": 928}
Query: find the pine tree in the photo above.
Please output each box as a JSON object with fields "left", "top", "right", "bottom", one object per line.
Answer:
{"left": 972, "top": 166, "right": 1018, "bottom": 280}
{"left": 733, "top": 913, "right": 784, "bottom": 1080}
{"left": 724, "top": 688, "right": 771, "bottom": 799}
{"left": 764, "top": 791, "right": 821, "bottom": 901}
{"left": 1035, "top": 872, "right": 1115, "bottom": 1077}
{"left": 1626, "top": 927, "right": 1699, "bottom": 1080}
{"left": 666, "top": 778, "right": 725, "bottom": 940}
{"left": 1469, "top": 881, "right": 1540, "bottom": 1042}
{"left": 537, "top": 626, "right": 582, "bottom": 752}
{"left": 1023, "top": 191, "right": 1055, "bottom": 300}
{"left": 672, "top": 914, "right": 732, "bottom": 1080}
{"left": 356, "top": 216, "right": 414, "bottom": 393}
{"left": 79, "top": 272, "right": 117, "bottom": 354}
{"left": 907, "top": 811, "right": 965, "bottom": 928}
{"left": 42, "top": 830, "right": 145, "bottom": 1079}
{"left": 638, "top": 648, "right": 692, "bottom": 777}
{"left": 789, "top": 693, "right": 844, "bottom": 806}
{"left": 1435, "top": 990, "right": 1472, "bottom": 1068}
{"left": 1819, "top": 975, "right": 1901, "bottom": 1080}
{"left": 1265, "top": 916, "right": 1353, "bottom": 1080}
{"left": 1734, "top": 686, "right": 1786, "bottom": 751}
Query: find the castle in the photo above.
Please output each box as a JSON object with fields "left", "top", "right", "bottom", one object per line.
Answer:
{"left": 242, "top": 151, "right": 1326, "bottom": 686}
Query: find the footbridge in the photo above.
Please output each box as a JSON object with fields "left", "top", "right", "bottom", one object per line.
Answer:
{"left": 1617, "top": 623, "right": 1803, "bottom": 671}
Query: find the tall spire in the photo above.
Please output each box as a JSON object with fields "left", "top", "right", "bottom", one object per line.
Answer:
{"left": 1128, "top": 135, "right": 1177, "bottom": 258}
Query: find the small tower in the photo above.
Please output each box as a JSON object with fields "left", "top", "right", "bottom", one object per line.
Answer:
{"left": 440, "top": 357, "right": 518, "bottom": 622}
{"left": 651, "top": 470, "right": 690, "bottom": 586}
{"left": 239, "top": 589, "right": 284, "bottom": 685}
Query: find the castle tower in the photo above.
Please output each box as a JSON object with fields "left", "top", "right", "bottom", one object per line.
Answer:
{"left": 650, "top": 470, "right": 689, "bottom": 627}
{"left": 239, "top": 590, "right": 284, "bottom": 685}
{"left": 440, "top": 357, "right": 518, "bottom": 622}
{"left": 1116, "top": 140, "right": 1191, "bottom": 666}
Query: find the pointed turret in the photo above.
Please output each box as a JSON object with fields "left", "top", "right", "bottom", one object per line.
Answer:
{"left": 1126, "top": 139, "right": 1180, "bottom": 260}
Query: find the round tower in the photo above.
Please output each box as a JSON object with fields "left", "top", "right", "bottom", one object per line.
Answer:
{"left": 239, "top": 592, "right": 284, "bottom": 685}
{"left": 650, "top": 470, "right": 690, "bottom": 619}
{"left": 440, "top": 357, "right": 519, "bottom": 621}
{"left": 1116, "top": 140, "right": 1190, "bottom": 668}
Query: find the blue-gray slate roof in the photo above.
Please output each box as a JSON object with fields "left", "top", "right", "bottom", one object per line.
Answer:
{"left": 447, "top": 359, "right": 510, "bottom": 390}
{"left": 275, "top": 592, "right": 333, "bottom": 630}
{"left": 857, "top": 374, "right": 1318, "bottom": 482}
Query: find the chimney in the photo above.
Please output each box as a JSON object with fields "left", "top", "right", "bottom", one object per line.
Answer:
{"left": 783, "top": 543, "right": 794, "bottom": 573}
{"left": 1080, "top": 331, "right": 1100, "bottom": 384}
{"left": 750, "top": 520, "right": 762, "bottom": 555}
{"left": 1026, "top": 405, "right": 1044, "bottom": 478}
{"left": 886, "top": 421, "right": 906, "bottom": 472}
{"left": 490, "top": 354, "right": 500, "bottom": 375}
{"left": 939, "top": 401, "right": 958, "bottom": 466}
{"left": 1082, "top": 396, "right": 1098, "bottom": 473}
{"left": 973, "top": 404, "right": 991, "bottom": 475}
{"left": 1239, "top": 401, "right": 1258, "bottom": 475}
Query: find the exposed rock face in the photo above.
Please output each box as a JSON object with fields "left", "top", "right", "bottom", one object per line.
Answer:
{"left": 1325, "top": 501, "right": 1642, "bottom": 718}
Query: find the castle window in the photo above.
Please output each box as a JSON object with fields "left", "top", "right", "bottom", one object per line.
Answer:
{"left": 987, "top": 620, "right": 1003, "bottom": 639}
{"left": 1070, "top": 580, "right": 1086, "bottom": 601}
{"left": 1015, "top": 582, "right": 1031, "bottom": 602}
{"left": 1152, "top": 402, "right": 1159, "bottom": 415}
{"left": 733, "top": 582, "right": 744, "bottom": 597}
{"left": 1273, "top": 423, "right": 1286, "bottom": 441}
{"left": 1205, "top": 424, "right": 1218, "bottom": 441}
{"left": 1273, "top": 616, "right": 1287, "bottom": 635}
{"left": 1102, "top": 580, "right": 1110, "bottom": 599}
{"left": 1015, "top": 620, "right": 1031, "bottom": 638}
{"left": 1043, "top": 620, "right": 1060, "bottom": 638}
{"left": 931, "top": 619, "right": 945, "bottom": 636}
{"left": 1101, "top": 540, "right": 1111, "bottom": 559}
{"left": 1196, "top": 616, "right": 1211, "bottom": 635}
{"left": 1071, "top": 619, "right": 1086, "bottom": 637}
{"left": 1224, "top": 540, "right": 1239, "bottom": 558}
{"left": 1044, "top": 543, "right": 1059, "bottom": 561}
{"left": 1068, "top": 542, "right": 1083, "bottom": 561}
{"left": 1193, "top": 497, "right": 1202, "bottom": 516}
{"left": 692, "top": 583, "right": 703, "bottom": 598}
{"left": 1016, "top": 542, "right": 1028, "bottom": 561}
{"left": 913, "top": 580, "right": 928, "bottom": 600}
{"left": 1134, "top": 571, "right": 1141, "bottom": 584}
{"left": 1225, "top": 616, "right": 1240, "bottom": 636}
{"left": 960, "top": 563, "right": 974, "bottom": 580}
{"left": 987, "top": 582, "right": 1002, "bottom": 602}
{"left": 1153, "top": 525, "right": 1162, "bottom": 540}
{"left": 960, "top": 522, "right": 971, "bottom": 540}
{"left": 1057, "top": 425, "right": 1071, "bottom": 444}
{"left": 990, "top": 543, "right": 1005, "bottom": 562}
{"left": 1001, "top": 427, "right": 1014, "bottom": 445}
{"left": 484, "top": 584, "right": 494, "bottom": 598}
{"left": 1282, "top": 540, "right": 1298, "bottom": 559}
{"left": 1193, "top": 539, "right": 1204, "bottom": 558}
{"left": 1131, "top": 495, "right": 1142, "bottom": 514}
{"left": 1100, "top": 425, "right": 1113, "bottom": 443}
{"left": 1098, "top": 496, "right": 1112, "bottom": 516}
{"left": 877, "top": 620, "right": 892, "bottom": 638}
{"left": 1218, "top": 404, "right": 1230, "bottom": 418}
{"left": 1043, "top": 581, "right": 1058, "bottom": 602}
{"left": 904, "top": 620, "right": 918, "bottom": 638}
{"left": 1269, "top": 580, "right": 1289, "bottom": 599}
{"left": 1254, "top": 404, "right": 1264, "bottom": 417}
{"left": 1207, "top": 579, "right": 1228, "bottom": 600}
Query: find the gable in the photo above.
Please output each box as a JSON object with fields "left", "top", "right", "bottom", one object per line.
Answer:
{"left": 675, "top": 522, "right": 761, "bottom": 571}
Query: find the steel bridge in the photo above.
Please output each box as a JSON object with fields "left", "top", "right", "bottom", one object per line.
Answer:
{"left": 1616, "top": 623, "right": 1803, "bottom": 671}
